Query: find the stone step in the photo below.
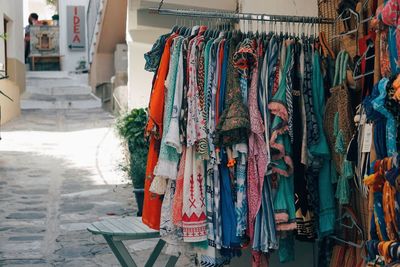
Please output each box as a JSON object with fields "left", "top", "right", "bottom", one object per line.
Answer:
{"left": 26, "top": 85, "right": 92, "bottom": 96}
{"left": 26, "top": 79, "right": 88, "bottom": 89}
{"left": 26, "top": 71, "right": 88, "bottom": 80}
{"left": 21, "top": 93, "right": 102, "bottom": 110}
{"left": 26, "top": 71, "right": 89, "bottom": 89}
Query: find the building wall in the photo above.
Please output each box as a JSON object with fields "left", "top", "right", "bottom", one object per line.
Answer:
{"left": 25, "top": 0, "right": 56, "bottom": 21}
{"left": 0, "top": 79, "right": 21, "bottom": 125}
{"left": 89, "top": 52, "right": 114, "bottom": 88}
{"left": 7, "top": 58, "right": 26, "bottom": 96}
{"left": 0, "top": 0, "right": 25, "bottom": 125}
{"left": 240, "top": 0, "right": 318, "bottom": 16}
{"left": 59, "top": 0, "right": 90, "bottom": 72}
{"left": 127, "top": 0, "right": 237, "bottom": 109}
{"left": 89, "top": 0, "right": 127, "bottom": 89}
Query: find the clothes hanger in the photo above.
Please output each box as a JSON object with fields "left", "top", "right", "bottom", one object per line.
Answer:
{"left": 254, "top": 17, "right": 258, "bottom": 38}
{"left": 360, "top": 0, "right": 374, "bottom": 25}
{"left": 212, "top": 19, "right": 219, "bottom": 38}
{"left": 284, "top": 21, "right": 288, "bottom": 39}
{"left": 292, "top": 21, "right": 296, "bottom": 39}
{"left": 309, "top": 18, "right": 314, "bottom": 42}
{"left": 261, "top": 18, "right": 267, "bottom": 39}
{"left": 247, "top": 20, "right": 253, "bottom": 38}
{"left": 178, "top": 17, "right": 186, "bottom": 35}
{"left": 268, "top": 19, "right": 273, "bottom": 35}
{"left": 353, "top": 40, "right": 374, "bottom": 81}
{"left": 227, "top": 21, "right": 232, "bottom": 39}
{"left": 332, "top": 7, "right": 360, "bottom": 39}
{"left": 188, "top": 19, "right": 197, "bottom": 36}
{"left": 244, "top": 15, "right": 248, "bottom": 38}
{"left": 171, "top": 16, "right": 179, "bottom": 34}
{"left": 278, "top": 20, "right": 283, "bottom": 39}
{"left": 330, "top": 207, "right": 365, "bottom": 249}
{"left": 204, "top": 18, "right": 211, "bottom": 39}
{"left": 222, "top": 18, "right": 228, "bottom": 38}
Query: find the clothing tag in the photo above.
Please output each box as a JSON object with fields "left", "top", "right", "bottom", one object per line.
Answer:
{"left": 362, "top": 123, "right": 373, "bottom": 153}
{"left": 360, "top": 113, "right": 367, "bottom": 125}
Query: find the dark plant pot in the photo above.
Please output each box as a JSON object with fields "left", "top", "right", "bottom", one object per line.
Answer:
{"left": 133, "top": 188, "right": 144, "bottom": 216}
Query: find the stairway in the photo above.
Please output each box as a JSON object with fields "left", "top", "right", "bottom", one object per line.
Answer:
{"left": 21, "top": 72, "right": 102, "bottom": 110}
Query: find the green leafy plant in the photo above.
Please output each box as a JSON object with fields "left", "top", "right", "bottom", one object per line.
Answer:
{"left": 46, "top": 0, "right": 57, "bottom": 7}
{"left": 116, "top": 108, "right": 149, "bottom": 189}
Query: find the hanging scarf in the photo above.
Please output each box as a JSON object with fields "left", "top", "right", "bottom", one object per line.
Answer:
{"left": 372, "top": 78, "right": 397, "bottom": 156}
{"left": 378, "top": 0, "right": 400, "bottom": 72}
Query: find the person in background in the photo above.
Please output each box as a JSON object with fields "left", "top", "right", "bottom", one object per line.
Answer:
{"left": 24, "top": 13, "right": 42, "bottom": 63}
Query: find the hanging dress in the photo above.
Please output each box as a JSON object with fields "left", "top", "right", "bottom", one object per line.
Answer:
{"left": 310, "top": 51, "right": 335, "bottom": 238}
{"left": 292, "top": 40, "right": 315, "bottom": 241}
{"left": 234, "top": 38, "right": 268, "bottom": 266}
{"left": 252, "top": 36, "right": 279, "bottom": 255}
{"left": 182, "top": 35, "right": 208, "bottom": 242}
{"left": 143, "top": 34, "right": 176, "bottom": 230}
{"left": 268, "top": 40, "right": 295, "bottom": 231}
{"left": 151, "top": 36, "right": 184, "bottom": 194}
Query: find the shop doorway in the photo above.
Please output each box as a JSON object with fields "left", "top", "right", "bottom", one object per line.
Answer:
{"left": 24, "top": 0, "right": 60, "bottom": 71}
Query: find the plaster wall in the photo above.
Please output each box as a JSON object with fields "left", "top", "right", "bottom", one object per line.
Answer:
{"left": 241, "top": 0, "right": 318, "bottom": 16}
{"left": 127, "top": 0, "right": 237, "bottom": 109}
{"left": 59, "top": 0, "right": 90, "bottom": 72}
{"left": 89, "top": 0, "right": 127, "bottom": 89}
{"left": 0, "top": 0, "right": 25, "bottom": 124}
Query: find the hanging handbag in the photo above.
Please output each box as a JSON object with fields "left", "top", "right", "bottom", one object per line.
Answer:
{"left": 324, "top": 50, "right": 355, "bottom": 175}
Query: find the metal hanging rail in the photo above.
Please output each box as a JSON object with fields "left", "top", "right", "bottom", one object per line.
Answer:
{"left": 148, "top": 7, "right": 335, "bottom": 25}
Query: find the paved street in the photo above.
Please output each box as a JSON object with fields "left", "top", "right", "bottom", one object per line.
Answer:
{"left": 0, "top": 109, "right": 166, "bottom": 266}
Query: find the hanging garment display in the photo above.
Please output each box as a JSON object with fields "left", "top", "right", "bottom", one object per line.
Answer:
{"left": 142, "top": 21, "right": 339, "bottom": 266}
{"left": 137, "top": 1, "right": 400, "bottom": 266}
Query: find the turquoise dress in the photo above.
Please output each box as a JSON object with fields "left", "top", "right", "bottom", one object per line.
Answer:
{"left": 309, "top": 51, "right": 335, "bottom": 237}
{"left": 269, "top": 42, "right": 296, "bottom": 229}
{"left": 269, "top": 42, "right": 296, "bottom": 263}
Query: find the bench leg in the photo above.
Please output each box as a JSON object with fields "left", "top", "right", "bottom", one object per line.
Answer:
{"left": 165, "top": 255, "right": 180, "bottom": 267}
{"left": 144, "top": 239, "right": 166, "bottom": 267}
{"left": 103, "top": 235, "right": 138, "bottom": 267}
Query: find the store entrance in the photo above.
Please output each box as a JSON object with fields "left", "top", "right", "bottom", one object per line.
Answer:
{"left": 24, "top": 0, "right": 60, "bottom": 71}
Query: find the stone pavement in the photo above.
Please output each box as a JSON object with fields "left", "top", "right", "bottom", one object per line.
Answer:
{"left": 0, "top": 109, "right": 173, "bottom": 267}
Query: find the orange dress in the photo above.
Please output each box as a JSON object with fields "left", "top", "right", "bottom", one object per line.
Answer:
{"left": 142, "top": 34, "right": 176, "bottom": 230}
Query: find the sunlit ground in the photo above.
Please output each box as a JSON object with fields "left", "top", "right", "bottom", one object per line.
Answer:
{"left": 0, "top": 126, "right": 127, "bottom": 186}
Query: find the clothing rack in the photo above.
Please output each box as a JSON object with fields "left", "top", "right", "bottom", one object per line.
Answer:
{"left": 148, "top": 7, "right": 335, "bottom": 25}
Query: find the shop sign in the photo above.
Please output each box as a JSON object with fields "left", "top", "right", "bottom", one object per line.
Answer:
{"left": 67, "top": 6, "right": 85, "bottom": 51}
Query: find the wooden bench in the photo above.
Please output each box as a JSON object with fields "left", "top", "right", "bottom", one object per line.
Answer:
{"left": 87, "top": 217, "right": 180, "bottom": 267}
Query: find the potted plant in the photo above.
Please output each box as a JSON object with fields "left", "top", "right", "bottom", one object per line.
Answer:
{"left": 116, "top": 108, "right": 149, "bottom": 216}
